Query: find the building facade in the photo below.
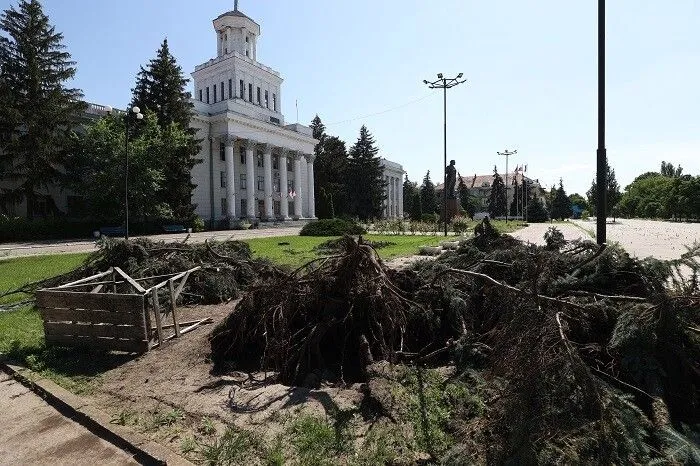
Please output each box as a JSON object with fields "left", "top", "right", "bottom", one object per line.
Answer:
{"left": 189, "top": 5, "right": 318, "bottom": 226}
{"left": 380, "top": 158, "right": 405, "bottom": 219}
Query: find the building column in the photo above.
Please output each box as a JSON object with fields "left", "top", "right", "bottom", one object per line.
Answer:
{"left": 398, "top": 176, "right": 404, "bottom": 218}
{"left": 244, "top": 139, "right": 256, "bottom": 219}
{"left": 293, "top": 152, "right": 303, "bottom": 219}
{"left": 390, "top": 177, "right": 395, "bottom": 218}
{"left": 394, "top": 177, "right": 399, "bottom": 218}
{"left": 262, "top": 144, "right": 273, "bottom": 220}
{"left": 279, "top": 149, "right": 291, "bottom": 220}
{"left": 223, "top": 134, "right": 236, "bottom": 223}
{"left": 305, "top": 154, "right": 316, "bottom": 219}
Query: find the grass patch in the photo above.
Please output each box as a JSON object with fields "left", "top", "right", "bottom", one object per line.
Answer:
{"left": 244, "top": 234, "right": 447, "bottom": 268}
{"left": 0, "top": 253, "right": 88, "bottom": 305}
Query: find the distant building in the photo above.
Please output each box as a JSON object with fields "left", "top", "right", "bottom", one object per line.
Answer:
{"left": 380, "top": 158, "right": 405, "bottom": 219}
{"left": 438, "top": 171, "right": 547, "bottom": 217}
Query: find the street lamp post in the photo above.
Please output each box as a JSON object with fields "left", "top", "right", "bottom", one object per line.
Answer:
{"left": 105, "top": 105, "right": 143, "bottom": 240}
{"left": 423, "top": 73, "right": 467, "bottom": 236}
{"left": 497, "top": 149, "right": 517, "bottom": 223}
{"left": 596, "top": 0, "right": 607, "bottom": 245}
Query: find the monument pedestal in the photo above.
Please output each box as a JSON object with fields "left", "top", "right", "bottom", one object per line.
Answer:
{"left": 445, "top": 198, "right": 460, "bottom": 222}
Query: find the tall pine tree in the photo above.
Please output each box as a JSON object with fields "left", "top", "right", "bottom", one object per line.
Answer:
{"left": 403, "top": 175, "right": 418, "bottom": 217}
{"left": 311, "top": 115, "right": 349, "bottom": 218}
{"left": 488, "top": 166, "right": 507, "bottom": 218}
{"left": 586, "top": 161, "right": 621, "bottom": 218}
{"left": 347, "top": 125, "right": 384, "bottom": 219}
{"left": 130, "top": 38, "right": 200, "bottom": 219}
{"left": 0, "top": 0, "right": 85, "bottom": 218}
{"left": 458, "top": 173, "right": 475, "bottom": 219}
{"left": 420, "top": 171, "right": 437, "bottom": 216}
{"left": 551, "top": 178, "right": 573, "bottom": 220}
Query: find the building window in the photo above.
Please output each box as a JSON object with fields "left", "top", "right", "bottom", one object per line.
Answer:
{"left": 272, "top": 155, "right": 279, "bottom": 170}
{"left": 240, "top": 198, "right": 247, "bottom": 215}
{"left": 246, "top": 36, "right": 249, "bottom": 43}
{"left": 228, "top": 79, "right": 233, "bottom": 99}
{"left": 287, "top": 179, "right": 294, "bottom": 193}
{"left": 240, "top": 80, "right": 244, "bottom": 99}
{"left": 221, "top": 198, "right": 227, "bottom": 216}
{"left": 274, "top": 200, "right": 280, "bottom": 216}
{"left": 265, "top": 90, "right": 269, "bottom": 108}
{"left": 220, "top": 82, "right": 224, "bottom": 101}
{"left": 256, "top": 87, "right": 261, "bottom": 104}
{"left": 220, "top": 171, "right": 226, "bottom": 188}
{"left": 256, "top": 153, "right": 263, "bottom": 167}
{"left": 287, "top": 157, "right": 294, "bottom": 172}
{"left": 199, "top": 89, "right": 203, "bottom": 102}
{"left": 257, "top": 175, "right": 264, "bottom": 191}
{"left": 273, "top": 93, "right": 277, "bottom": 111}
{"left": 240, "top": 147, "right": 246, "bottom": 164}
{"left": 206, "top": 87, "right": 210, "bottom": 104}
{"left": 213, "top": 84, "right": 217, "bottom": 103}
{"left": 248, "top": 83, "right": 252, "bottom": 102}
{"left": 220, "top": 142, "right": 225, "bottom": 161}
{"left": 274, "top": 177, "right": 281, "bottom": 193}
{"left": 240, "top": 173, "right": 247, "bottom": 189}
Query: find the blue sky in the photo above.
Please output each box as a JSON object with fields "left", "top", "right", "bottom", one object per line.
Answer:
{"left": 9, "top": 0, "right": 700, "bottom": 195}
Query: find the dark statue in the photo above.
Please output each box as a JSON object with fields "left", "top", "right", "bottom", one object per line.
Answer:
{"left": 445, "top": 160, "right": 457, "bottom": 199}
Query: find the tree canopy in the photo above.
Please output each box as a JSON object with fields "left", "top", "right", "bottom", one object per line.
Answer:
{"left": 587, "top": 162, "right": 622, "bottom": 218}
{"left": 346, "top": 125, "right": 384, "bottom": 219}
{"left": 488, "top": 166, "right": 507, "bottom": 218}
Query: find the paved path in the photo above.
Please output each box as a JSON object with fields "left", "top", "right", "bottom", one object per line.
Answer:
{"left": 0, "top": 227, "right": 302, "bottom": 259}
{"left": 511, "top": 219, "right": 700, "bottom": 261}
{"left": 0, "top": 372, "right": 138, "bottom": 465}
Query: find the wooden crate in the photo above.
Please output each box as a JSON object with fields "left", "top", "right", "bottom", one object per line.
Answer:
{"left": 36, "top": 289, "right": 149, "bottom": 353}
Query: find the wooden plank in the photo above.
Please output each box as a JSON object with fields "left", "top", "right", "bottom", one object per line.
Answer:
{"left": 168, "top": 279, "right": 181, "bottom": 337}
{"left": 91, "top": 284, "right": 104, "bottom": 293}
{"left": 114, "top": 267, "right": 146, "bottom": 293}
{"left": 151, "top": 290, "right": 164, "bottom": 346}
{"left": 39, "top": 308, "right": 143, "bottom": 326}
{"left": 174, "top": 267, "right": 200, "bottom": 301}
{"left": 36, "top": 290, "right": 144, "bottom": 314}
{"left": 45, "top": 334, "right": 148, "bottom": 353}
{"left": 150, "top": 317, "right": 213, "bottom": 349}
{"left": 43, "top": 321, "right": 146, "bottom": 340}
{"left": 152, "top": 319, "right": 208, "bottom": 331}
{"left": 54, "top": 269, "right": 113, "bottom": 289}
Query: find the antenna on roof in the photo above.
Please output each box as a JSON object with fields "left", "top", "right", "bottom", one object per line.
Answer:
{"left": 234, "top": 0, "right": 239, "bottom": 11}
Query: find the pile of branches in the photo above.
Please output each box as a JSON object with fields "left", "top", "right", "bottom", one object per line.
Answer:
{"left": 414, "top": 226, "right": 700, "bottom": 464}
{"left": 2, "top": 237, "right": 281, "bottom": 304}
{"left": 209, "top": 236, "right": 427, "bottom": 385}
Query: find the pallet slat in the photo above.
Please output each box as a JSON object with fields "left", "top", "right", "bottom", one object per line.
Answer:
{"left": 36, "top": 290, "right": 144, "bottom": 314}
{"left": 39, "top": 308, "right": 143, "bottom": 326}
{"left": 45, "top": 334, "right": 149, "bottom": 353}
{"left": 43, "top": 321, "right": 146, "bottom": 340}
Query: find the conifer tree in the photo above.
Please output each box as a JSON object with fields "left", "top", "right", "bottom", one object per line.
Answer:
{"left": 410, "top": 191, "right": 422, "bottom": 221}
{"left": 130, "top": 38, "right": 199, "bottom": 219}
{"left": 403, "top": 174, "right": 418, "bottom": 217}
{"left": 420, "top": 171, "right": 437, "bottom": 215}
{"left": 0, "top": 0, "right": 85, "bottom": 218}
{"left": 587, "top": 161, "right": 621, "bottom": 218}
{"left": 509, "top": 177, "right": 521, "bottom": 217}
{"left": 311, "top": 116, "right": 349, "bottom": 218}
{"left": 346, "top": 125, "right": 384, "bottom": 219}
{"left": 458, "top": 173, "right": 475, "bottom": 218}
{"left": 551, "top": 178, "right": 573, "bottom": 220}
{"left": 488, "top": 166, "right": 507, "bottom": 218}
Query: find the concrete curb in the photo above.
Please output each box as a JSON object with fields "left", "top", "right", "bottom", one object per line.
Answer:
{"left": 0, "top": 359, "right": 193, "bottom": 466}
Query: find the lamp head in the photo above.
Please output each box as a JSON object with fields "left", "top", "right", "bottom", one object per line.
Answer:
{"left": 423, "top": 80, "right": 428, "bottom": 84}
{"left": 437, "top": 73, "right": 443, "bottom": 79}
{"left": 132, "top": 106, "right": 140, "bottom": 114}
{"left": 104, "top": 105, "right": 113, "bottom": 113}
{"left": 136, "top": 113, "right": 144, "bottom": 120}
{"left": 457, "top": 72, "right": 463, "bottom": 79}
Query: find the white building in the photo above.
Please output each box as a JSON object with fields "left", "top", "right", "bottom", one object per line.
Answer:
{"left": 189, "top": 3, "right": 318, "bottom": 226}
{"left": 380, "top": 158, "right": 405, "bottom": 219}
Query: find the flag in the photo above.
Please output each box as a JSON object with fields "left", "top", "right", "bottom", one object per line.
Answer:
{"left": 524, "top": 164, "right": 528, "bottom": 173}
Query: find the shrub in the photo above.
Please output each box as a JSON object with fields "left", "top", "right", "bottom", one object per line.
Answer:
{"left": 192, "top": 216, "right": 205, "bottom": 232}
{"left": 452, "top": 217, "right": 471, "bottom": 235}
{"left": 544, "top": 226, "right": 566, "bottom": 250}
{"left": 421, "top": 213, "right": 439, "bottom": 224}
{"left": 581, "top": 209, "right": 590, "bottom": 220}
{"left": 299, "top": 218, "right": 366, "bottom": 237}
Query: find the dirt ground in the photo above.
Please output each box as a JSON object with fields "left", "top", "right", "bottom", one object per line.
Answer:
{"left": 86, "top": 303, "right": 365, "bottom": 459}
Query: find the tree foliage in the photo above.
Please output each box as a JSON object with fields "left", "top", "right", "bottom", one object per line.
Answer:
{"left": 129, "top": 38, "right": 200, "bottom": 219}
{"left": 420, "top": 171, "right": 438, "bottom": 216}
{"left": 488, "top": 166, "right": 507, "bottom": 218}
{"left": 403, "top": 175, "right": 418, "bottom": 219}
{"left": 551, "top": 178, "right": 573, "bottom": 220}
{"left": 346, "top": 125, "right": 384, "bottom": 220}
{"left": 587, "top": 161, "right": 622, "bottom": 218}
{"left": 458, "top": 173, "right": 476, "bottom": 219}
{"left": 0, "top": 0, "right": 85, "bottom": 218}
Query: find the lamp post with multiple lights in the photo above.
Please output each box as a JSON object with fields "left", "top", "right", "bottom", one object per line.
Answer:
{"left": 105, "top": 105, "right": 143, "bottom": 240}
{"left": 596, "top": 0, "right": 607, "bottom": 245}
{"left": 423, "top": 73, "right": 467, "bottom": 236}
{"left": 497, "top": 149, "right": 517, "bottom": 223}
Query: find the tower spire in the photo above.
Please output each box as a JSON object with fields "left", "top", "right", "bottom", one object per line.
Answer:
{"left": 234, "top": 0, "right": 239, "bottom": 11}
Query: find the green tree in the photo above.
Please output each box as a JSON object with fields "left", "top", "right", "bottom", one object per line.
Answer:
{"left": 346, "top": 125, "right": 384, "bottom": 219}
{"left": 310, "top": 116, "right": 349, "bottom": 218}
{"left": 488, "top": 166, "right": 507, "bottom": 218}
{"left": 569, "top": 193, "right": 589, "bottom": 212}
{"left": 587, "top": 162, "right": 622, "bottom": 218}
{"left": 130, "top": 38, "right": 200, "bottom": 219}
{"left": 420, "top": 171, "right": 437, "bottom": 215}
{"left": 458, "top": 173, "right": 475, "bottom": 219}
{"left": 403, "top": 175, "right": 418, "bottom": 218}
{"left": 66, "top": 112, "right": 182, "bottom": 222}
{"left": 551, "top": 178, "right": 573, "bottom": 220}
{"left": 660, "top": 161, "right": 683, "bottom": 178}
{"left": 509, "top": 177, "right": 522, "bottom": 217}
{"left": 410, "top": 191, "right": 422, "bottom": 221}
{"left": 0, "top": 0, "right": 85, "bottom": 218}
